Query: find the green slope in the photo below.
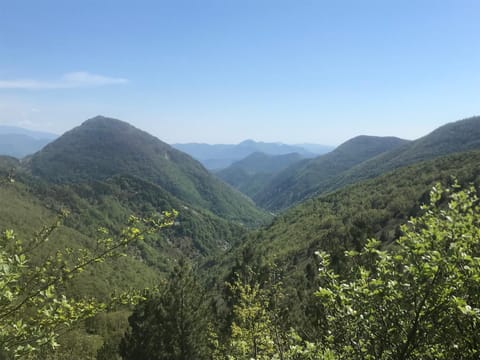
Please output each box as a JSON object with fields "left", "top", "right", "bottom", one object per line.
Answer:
{"left": 254, "top": 135, "right": 408, "bottom": 210}
{"left": 0, "top": 172, "right": 247, "bottom": 290}
{"left": 0, "top": 179, "right": 161, "bottom": 301}
{"left": 1, "top": 151, "right": 250, "bottom": 294}
{"left": 216, "top": 152, "right": 304, "bottom": 198}
{"left": 1, "top": 136, "right": 253, "bottom": 358}
{"left": 209, "top": 149, "right": 480, "bottom": 284}
{"left": 0, "top": 155, "right": 20, "bottom": 171}
{"left": 26, "top": 116, "right": 270, "bottom": 226}
{"left": 329, "top": 116, "right": 480, "bottom": 191}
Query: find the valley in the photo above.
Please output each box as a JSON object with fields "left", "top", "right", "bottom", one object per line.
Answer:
{"left": 0, "top": 115, "right": 479, "bottom": 359}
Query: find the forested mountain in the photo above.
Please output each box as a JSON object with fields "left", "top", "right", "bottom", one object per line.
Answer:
{"left": 238, "top": 149, "right": 480, "bottom": 262}
{"left": 256, "top": 116, "right": 480, "bottom": 211}
{"left": 173, "top": 139, "right": 328, "bottom": 170}
{"left": 0, "top": 125, "right": 57, "bottom": 158}
{"left": 27, "top": 116, "right": 270, "bottom": 226}
{"left": 216, "top": 152, "right": 304, "bottom": 198}
{"left": 254, "top": 135, "right": 408, "bottom": 210}
{"left": 330, "top": 116, "right": 480, "bottom": 190}
{"left": 209, "top": 148, "right": 480, "bottom": 296}
{"left": 186, "top": 147, "right": 480, "bottom": 360}
{"left": 1, "top": 149, "right": 253, "bottom": 285}
{"left": 0, "top": 153, "right": 251, "bottom": 357}
{"left": 218, "top": 151, "right": 304, "bottom": 175}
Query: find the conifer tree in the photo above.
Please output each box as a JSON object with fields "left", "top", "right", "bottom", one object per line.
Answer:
{"left": 120, "top": 259, "right": 210, "bottom": 360}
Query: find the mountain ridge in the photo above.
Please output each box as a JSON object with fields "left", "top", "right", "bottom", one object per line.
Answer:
{"left": 322, "top": 115, "right": 480, "bottom": 195}
{"left": 254, "top": 116, "right": 480, "bottom": 211}
{"left": 173, "top": 139, "right": 332, "bottom": 170}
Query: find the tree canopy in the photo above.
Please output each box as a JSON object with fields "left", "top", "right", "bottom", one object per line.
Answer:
{"left": 0, "top": 209, "right": 176, "bottom": 359}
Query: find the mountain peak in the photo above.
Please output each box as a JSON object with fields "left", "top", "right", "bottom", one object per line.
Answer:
{"left": 81, "top": 115, "right": 133, "bottom": 129}
{"left": 336, "top": 135, "right": 409, "bottom": 154}
{"left": 238, "top": 139, "right": 257, "bottom": 146}
{"left": 27, "top": 116, "right": 269, "bottom": 225}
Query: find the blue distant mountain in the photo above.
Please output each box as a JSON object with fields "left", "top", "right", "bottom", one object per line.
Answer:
{"left": 172, "top": 139, "right": 333, "bottom": 170}
{"left": 0, "top": 125, "right": 58, "bottom": 158}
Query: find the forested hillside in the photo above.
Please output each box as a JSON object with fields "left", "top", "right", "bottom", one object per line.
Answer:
{"left": 0, "top": 156, "right": 250, "bottom": 358}
{"left": 216, "top": 152, "right": 304, "bottom": 198}
{"left": 27, "top": 116, "right": 270, "bottom": 226}
{"left": 217, "top": 149, "right": 480, "bottom": 278}
{"left": 255, "top": 135, "right": 408, "bottom": 210}
{"left": 196, "top": 149, "right": 480, "bottom": 359}
{"left": 256, "top": 116, "right": 480, "bottom": 211}
{"left": 330, "top": 116, "right": 480, "bottom": 190}
{"left": 115, "top": 148, "right": 480, "bottom": 360}
{"left": 0, "top": 116, "right": 272, "bottom": 358}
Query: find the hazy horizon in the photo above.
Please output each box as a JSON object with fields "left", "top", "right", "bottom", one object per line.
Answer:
{"left": 1, "top": 1, "right": 478, "bottom": 145}
{"left": 0, "top": 116, "right": 443, "bottom": 148}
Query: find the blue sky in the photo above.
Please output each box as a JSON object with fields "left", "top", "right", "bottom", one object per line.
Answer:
{"left": 0, "top": 0, "right": 479, "bottom": 145}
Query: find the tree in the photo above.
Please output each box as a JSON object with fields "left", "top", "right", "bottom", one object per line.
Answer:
{"left": 313, "top": 182, "right": 480, "bottom": 359}
{"left": 0, "top": 206, "right": 177, "bottom": 359}
{"left": 223, "top": 276, "right": 277, "bottom": 360}
{"left": 214, "top": 268, "right": 338, "bottom": 360}
{"left": 120, "top": 259, "right": 210, "bottom": 360}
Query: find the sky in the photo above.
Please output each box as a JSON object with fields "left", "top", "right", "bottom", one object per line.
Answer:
{"left": 0, "top": 0, "right": 479, "bottom": 146}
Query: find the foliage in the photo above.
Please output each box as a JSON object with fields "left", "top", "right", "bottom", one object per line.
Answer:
{"left": 30, "top": 174, "right": 247, "bottom": 258}
{"left": 0, "top": 207, "right": 176, "bottom": 359}
{"left": 120, "top": 259, "right": 210, "bottom": 360}
{"left": 212, "top": 268, "right": 338, "bottom": 360}
{"left": 313, "top": 182, "right": 480, "bottom": 359}
{"left": 219, "top": 275, "right": 283, "bottom": 360}
{"left": 211, "top": 182, "right": 480, "bottom": 359}
{"left": 206, "top": 151, "right": 480, "bottom": 357}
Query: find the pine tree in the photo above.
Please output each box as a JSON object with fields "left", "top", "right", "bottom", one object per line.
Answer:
{"left": 120, "top": 259, "right": 210, "bottom": 360}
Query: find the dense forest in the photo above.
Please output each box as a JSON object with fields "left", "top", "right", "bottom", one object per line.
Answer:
{"left": 0, "top": 116, "right": 479, "bottom": 359}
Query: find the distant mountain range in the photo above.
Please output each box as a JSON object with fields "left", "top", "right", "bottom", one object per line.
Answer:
{"left": 0, "top": 125, "right": 57, "bottom": 158}
{"left": 173, "top": 140, "right": 333, "bottom": 170}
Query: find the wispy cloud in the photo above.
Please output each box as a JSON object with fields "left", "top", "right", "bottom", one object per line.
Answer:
{"left": 0, "top": 71, "right": 128, "bottom": 89}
